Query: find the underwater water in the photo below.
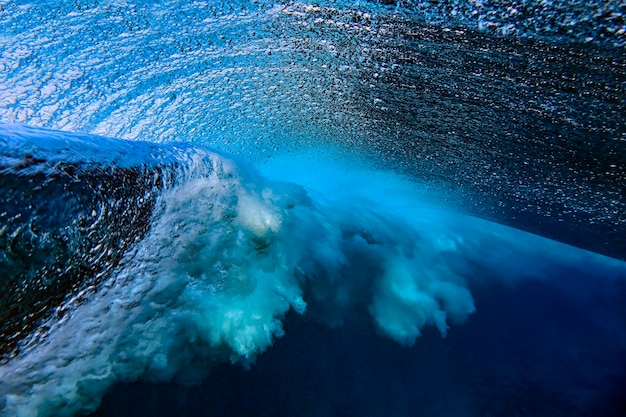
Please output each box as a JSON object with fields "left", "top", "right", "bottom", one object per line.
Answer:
{"left": 1, "top": 1, "right": 625, "bottom": 416}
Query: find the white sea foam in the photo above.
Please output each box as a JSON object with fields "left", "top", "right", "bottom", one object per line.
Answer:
{"left": 2, "top": 150, "right": 624, "bottom": 417}
{"left": 0, "top": 151, "right": 476, "bottom": 416}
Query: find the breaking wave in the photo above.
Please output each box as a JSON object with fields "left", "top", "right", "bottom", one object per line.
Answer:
{"left": 1, "top": 0, "right": 625, "bottom": 415}
{"left": 1, "top": 124, "right": 624, "bottom": 416}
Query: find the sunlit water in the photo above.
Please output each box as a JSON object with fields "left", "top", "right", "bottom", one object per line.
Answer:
{"left": 1, "top": 1, "right": 625, "bottom": 416}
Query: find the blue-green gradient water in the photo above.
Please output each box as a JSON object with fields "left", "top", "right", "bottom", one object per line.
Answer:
{"left": 1, "top": 1, "right": 625, "bottom": 416}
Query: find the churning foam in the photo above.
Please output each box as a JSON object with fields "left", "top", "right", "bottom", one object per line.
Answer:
{"left": 0, "top": 148, "right": 478, "bottom": 416}
{"left": 2, "top": 148, "right": 624, "bottom": 417}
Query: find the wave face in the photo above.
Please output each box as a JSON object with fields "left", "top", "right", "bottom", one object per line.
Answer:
{"left": 1, "top": 0, "right": 626, "bottom": 416}
{"left": 0, "top": 124, "right": 192, "bottom": 358}
{"left": 1, "top": 0, "right": 624, "bottom": 259}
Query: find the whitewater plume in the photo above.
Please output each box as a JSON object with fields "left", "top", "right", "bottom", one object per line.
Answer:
{"left": 0, "top": 125, "right": 481, "bottom": 416}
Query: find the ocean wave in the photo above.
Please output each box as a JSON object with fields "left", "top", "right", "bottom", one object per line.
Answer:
{"left": 2, "top": 125, "right": 624, "bottom": 416}
{"left": 1, "top": 1, "right": 624, "bottom": 262}
{"left": 1, "top": 1, "right": 625, "bottom": 415}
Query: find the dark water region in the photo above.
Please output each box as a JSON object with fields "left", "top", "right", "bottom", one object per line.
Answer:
{"left": 273, "top": 6, "right": 626, "bottom": 260}
{"left": 0, "top": 164, "right": 156, "bottom": 358}
{"left": 92, "top": 267, "right": 626, "bottom": 417}
{"left": 353, "top": 28, "right": 626, "bottom": 258}
{"left": 368, "top": 0, "right": 626, "bottom": 45}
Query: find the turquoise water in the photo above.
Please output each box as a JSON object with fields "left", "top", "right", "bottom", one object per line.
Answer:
{"left": 1, "top": 1, "right": 625, "bottom": 416}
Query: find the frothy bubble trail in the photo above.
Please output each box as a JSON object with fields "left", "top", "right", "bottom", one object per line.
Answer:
{"left": 1, "top": 125, "right": 625, "bottom": 417}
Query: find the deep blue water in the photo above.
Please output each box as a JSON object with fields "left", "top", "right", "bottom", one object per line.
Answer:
{"left": 93, "top": 278, "right": 626, "bottom": 417}
{"left": 1, "top": 1, "right": 626, "bottom": 416}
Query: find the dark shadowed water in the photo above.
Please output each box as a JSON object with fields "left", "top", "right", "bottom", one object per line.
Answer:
{"left": 90, "top": 248, "right": 626, "bottom": 417}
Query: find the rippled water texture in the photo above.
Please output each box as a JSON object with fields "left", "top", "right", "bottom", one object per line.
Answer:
{"left": 1, "top": 0, "right": 625, "bottom": 258}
